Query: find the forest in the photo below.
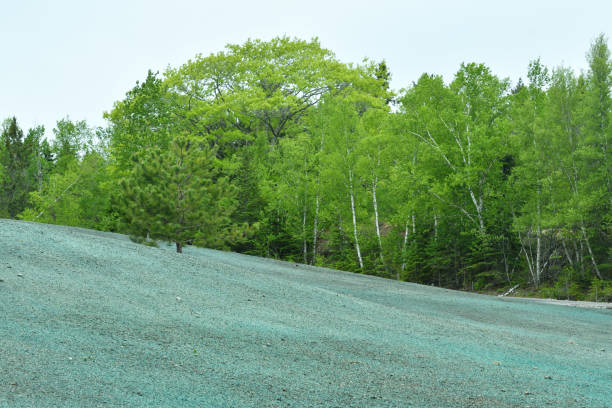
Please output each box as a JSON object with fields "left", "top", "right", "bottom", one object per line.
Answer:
{"left": 1, "top": 36, "right": 611, "bottom": 300}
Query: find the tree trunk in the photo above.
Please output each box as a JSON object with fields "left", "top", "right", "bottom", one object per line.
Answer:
{"left": 348, "top": 169, "right": 363, "bottom": 270}
{"left": 535, "top": 189, "right": 542, "bottom": 287}
{"left": 561, "top": 239, "right": 574, "bottom": 271}
{"left": 433, "top": 213, "right": 438, "bottom": 241}
{"left": 372, "top": 176, "right": 384, "bottom": 264}
{"left": 400, "top": 219, "right": 410, "bottom": 275}
{"left": 312, "top": 129, "right": 324, "bottom": 265}
{"left": 36, "top": 145, "right": 43, "bottom": 192}
{"left": 517, "top": 228, "right": 538, "bottom": 288}
{"left": 302, "top": 203, "right": 308, "bottom": 264}
{"left": 468, "top": 186, "right": 485, "bottom": 234}
{"left": 312, "top": 194, "right": 319, "bottom": 265}
{"left": 581, "top": 222, "right": 602, "bottom": 279}
{"left": 176, "top": 242, "right": 183, "bottom": 253}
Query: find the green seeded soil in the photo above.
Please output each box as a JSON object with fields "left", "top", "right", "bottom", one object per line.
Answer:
{"left": 1, "top": 219, "right": 611, "bottom": 407}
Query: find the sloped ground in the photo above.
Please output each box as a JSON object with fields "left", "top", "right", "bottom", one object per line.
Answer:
{"left": 0, "top": 219, "right": 610, "bottom": 408}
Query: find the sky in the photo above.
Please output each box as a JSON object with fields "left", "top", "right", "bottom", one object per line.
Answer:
{"left": 1, "top": 0, "right": 610, "bottom": 138}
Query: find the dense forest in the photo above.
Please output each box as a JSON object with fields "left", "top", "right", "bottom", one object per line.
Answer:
{"left": 2, "top": 36, "right": 611, "bottom": 300}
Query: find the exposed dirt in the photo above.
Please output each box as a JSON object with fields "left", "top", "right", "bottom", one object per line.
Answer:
{"left": 505, "top": 297, "right": 612, "bottom": 309}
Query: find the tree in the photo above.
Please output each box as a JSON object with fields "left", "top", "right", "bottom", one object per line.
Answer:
{"left": 25, "top": 125, "right": 53, "bottom": 193}
{"left": 52, "top": 118, "right": 93, "bottom": 172}
{"left": 120, "top": 136, "right": 236, "bottom": 253}
{"left": 510, "top": 58, "right": 555, "bottom": 287}
{"left": 400, "top": 66, "right": 510, "bottom": 236}
{"left": 0, "top": 118, "right": 38, "bottom": 218}
{"left": 105, "top": 71, "right": 176, "bottom": 173}
{"left": 585, "top": 34, "right": 612, "bottom": 206}
{"left": 319, "top": 97, "right": 366, "bottom": 270}
{"left": 20, "top": 151, "right": 114, "bottom": 230}
{"left": 164, "top": 37, "right": 384, "bottom": 148}
{"left": 355, "top": 108, "right": 395, "bottom": 271}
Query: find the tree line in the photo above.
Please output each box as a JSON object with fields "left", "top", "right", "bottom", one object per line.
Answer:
{"left": 2, "top": 36, "right": 611, "bottom": 300}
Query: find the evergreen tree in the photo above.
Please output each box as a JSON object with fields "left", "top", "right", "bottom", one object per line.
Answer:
{"left": 0, "top": 118, "right": 37, "bottom": 218}
{"left": 120, "top": 136, "right": 236, "bottom": 253}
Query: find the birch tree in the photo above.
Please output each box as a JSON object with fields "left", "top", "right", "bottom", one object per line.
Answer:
{"left": 400, "top": 66, "right": 509, "bottom": 236}
{"left": 356, "top": 108, "right": 394, "bottom": 267}
{"left": 510, "top": 59, "right": 556, "bottom": 287}
{"left": 321, "top": 98, "right": 365, "bottom": 270}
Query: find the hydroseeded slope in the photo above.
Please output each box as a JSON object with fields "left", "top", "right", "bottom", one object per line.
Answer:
{"left": 0, "top": 219, "right": 610, "bottom": 408}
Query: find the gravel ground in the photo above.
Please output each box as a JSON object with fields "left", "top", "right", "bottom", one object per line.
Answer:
{"left": 1, "top": 219, "right": 611, "bottom": 407}
{"left": 504, "top": 297, "right": 612, "bottom": 309}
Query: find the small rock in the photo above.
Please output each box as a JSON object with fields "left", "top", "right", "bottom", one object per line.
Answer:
{"left": 493, "top": 361, "right": 501, "bottom": 366}
{"left": 176, "top": 296, "right": 181, "bottom": 302}
{"left": 17, "top": 273, "right": 23, "bottom": 278}
{"left": 544, "top": 375, "right": 552, "bottom": 379}
{"left": 524, "top": 391, "right": 531, "bottom": 395}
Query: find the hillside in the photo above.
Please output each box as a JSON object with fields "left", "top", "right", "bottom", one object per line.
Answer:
{"left": 1, "top": 219, "right": 611, "bottom": 407}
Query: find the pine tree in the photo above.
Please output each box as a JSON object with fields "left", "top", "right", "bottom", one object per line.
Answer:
{"left": 120, "top": 136, "right": 236, "bottom": 253}
{"left": 0, "top": 118, "right": 37, "bottom": 218}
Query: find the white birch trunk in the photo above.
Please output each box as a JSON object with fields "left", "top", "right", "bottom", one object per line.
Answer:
{"left": 312, "top": 130, "right": 325, "bottom": 265}
{"left": 535, "top": 189, "right": 542, "bottom": 287}
{"left": 372, "top": 175, "right": 384, "bottom": 264}
{"left": 312, "top": 194, "right": 319, "bottom": 265}
{"left": 302, "top": 203, "right": 308, "bottom": 264}
{"left": 561, "top": 239, "right": 574, "bottom": 270}
{"left": 535, "top": 225, "right": 542, "bottom": 287}
{"left": 468, "top": 187, "right": 485, "bottom": 234}
{"left": 581, "top": 222, "right": 602, "bottom": 279}
{"left": 433, "top": 213, "right": 438, "bottom": 241}
{"left": 517, "top": 230, "right": 537, "bottom": 287}
{"left": 401, "top": 220, "right": 410, "bottom": 274}
{"left": 348, "top": 169, "right": 363, "bottom": 269}
{"left": 36, "top": 144, "right": 43, "bottom": 192}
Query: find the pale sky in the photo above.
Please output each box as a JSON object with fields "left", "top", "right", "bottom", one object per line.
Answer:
{"left": 1, "top": 0, "right": 610, "bottom": 138}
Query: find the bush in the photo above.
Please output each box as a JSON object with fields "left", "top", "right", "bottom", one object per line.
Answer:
{"left": 586, "top": 279, "right": 612, "bottom": 302}
{"left": 129, "top": 234, "right": 159, "bottom": 248}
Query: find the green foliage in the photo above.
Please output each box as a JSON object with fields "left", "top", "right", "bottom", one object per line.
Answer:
{"left": 105, "top": 70, "right": 176, "bottom": 173}
{"left": 52, "top": 118, "right": 91, "bottom": 171}
{"left": 20, "top": 151, "right": 115, "bottom": 230}
{"left": 10, "top": 35, "right": 611, "bottom": 299}
{"left": 0, "top": 118, "right": 39, "bottom": 218}
{"left": 587, "top": 279, "right": 612, "bottom": 302}
{"left": 119, "top": 136, "right": 237, "bottom": 253}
